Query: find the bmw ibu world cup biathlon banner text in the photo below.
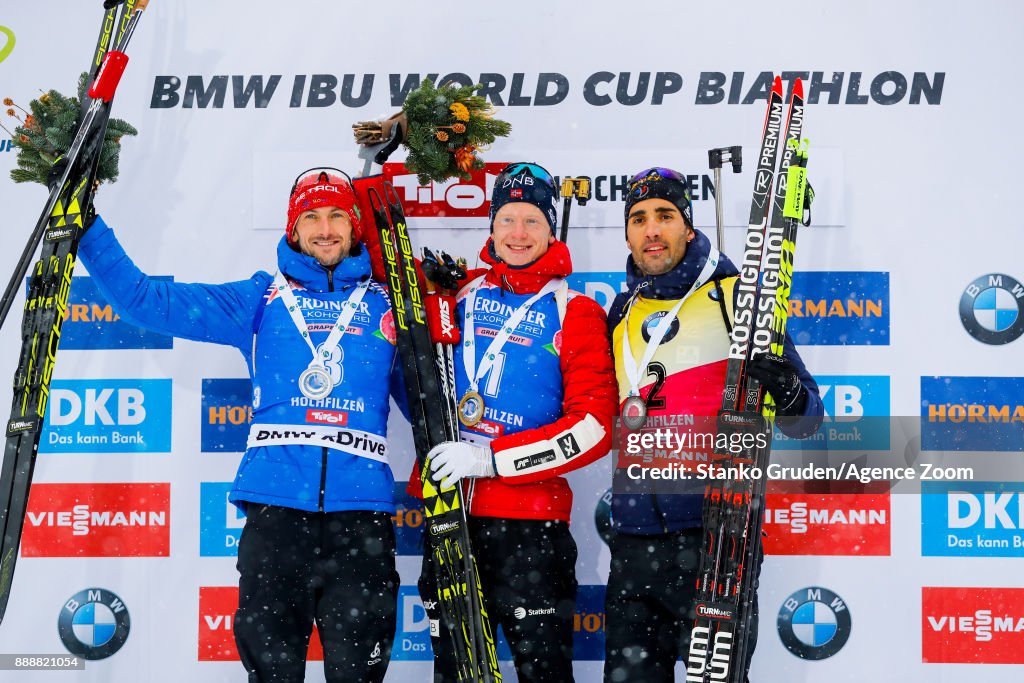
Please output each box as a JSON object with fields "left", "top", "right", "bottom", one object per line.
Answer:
{"left": 1, "top": 1, "right": 1023, "bottom": 681}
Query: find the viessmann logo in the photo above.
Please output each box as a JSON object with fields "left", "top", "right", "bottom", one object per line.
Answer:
{"left": 922, "top": 587, "right": 1024, "bottom": 663}
{"left": 23, "top": 483, "right": 170, "bottom": 557}
{"left": 763, "top": 486, "right": 890, "bottom": 556}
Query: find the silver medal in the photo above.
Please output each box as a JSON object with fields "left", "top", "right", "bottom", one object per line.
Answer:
{"left": 622, "top": 394, "right": 648, "bottom": 430}
{"left": 298, "top": 365, "right": 333, "bottom": 400}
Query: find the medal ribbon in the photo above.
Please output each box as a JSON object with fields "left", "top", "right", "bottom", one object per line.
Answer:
{"left": 462, "top": 276, "right": 565, "bottom": 394}
{"left": 273, "top": 271, "right": 370, "bottom": 373}
{"left": 621, "top": 248, "right": 721, "bottom": 399}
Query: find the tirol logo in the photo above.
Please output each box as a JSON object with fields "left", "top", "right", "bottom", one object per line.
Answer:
{"left": 777, "top": 587, "right": 852, "bottom": 660}
{"left": 198, "top": 586, "right": 324, "bottom": 661}
{"left": 56, "top": 277, "right": 173, "bottom": 350}
{"left": 58, "top": 588, "right": 131, "bottom": 660}
{"left": 41, "top": 379, "right": 172, "bottom": 453}
{"left": 922, "top": 482, "right": 1024, "bottom": 557}
{"left": 201, "top": 378, "right": 253, "bottom": 452}
{"left": 773, "top": 375, "right": 890, "bottom": 451}
{"left": 921, "top": 376, "right": 1024, "bottom": 452}
{"left": 959, "top": 273, "right": 1024, "bottom": 345}
{"left": 383, "top": 162, "right": 507, "bottom": 218}
{"left": 922, "top": 587, "right": 1024, "bottom": 663}
{"left": 763, "top": 483, "right": 890, "bottom": 556}
{"left": 22, "top": 483, "right": 170, "bottom": 557}
{"left": 786, "top": 272, "right": 890, "bottom": 345}
{"left": 199, "top": 483, "right": 246, "bottom": 557}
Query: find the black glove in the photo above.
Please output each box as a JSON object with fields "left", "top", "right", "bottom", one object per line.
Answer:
{"left": 747, "top": 353, "right": 808, "bottom": 416}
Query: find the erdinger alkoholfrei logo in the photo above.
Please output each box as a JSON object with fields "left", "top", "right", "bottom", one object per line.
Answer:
{"left": 959, "top": 273, "right": 1024, "bottom": 345}
{"left": 777, "top": 587, "right": 851, "bottom": 660}
{"left": 58, "top": 588, "right": 131, "bottom": 660}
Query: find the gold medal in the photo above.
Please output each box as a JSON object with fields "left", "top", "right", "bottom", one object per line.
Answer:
{"left": 622, "top": 395, "right": 648, "bottom": 430}
{"left": 457, "top": 390, "right": 485, "bottom": 427}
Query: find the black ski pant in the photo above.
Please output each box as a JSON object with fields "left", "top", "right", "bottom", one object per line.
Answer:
{"left": 234, "top": 505, "right": 399, "bottom": 683}
{"left": 419, "top": 516, "right": 579, "bottom": 682}
{"left": 603, "top": 528, "right": 762, "bottom": 683}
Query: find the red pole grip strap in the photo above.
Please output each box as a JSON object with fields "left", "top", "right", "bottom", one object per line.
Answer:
{"left": 425, "top": 294, "right": 460, "bottom": 344}
{"left": 88, "top": 51, "right": 129, "bottom": 102}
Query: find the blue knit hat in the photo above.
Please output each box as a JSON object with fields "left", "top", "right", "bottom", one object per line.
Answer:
{"left": 489, "top": 162, "right": 558, "bottom": 234}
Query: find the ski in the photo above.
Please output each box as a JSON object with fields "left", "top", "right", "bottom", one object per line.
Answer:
{"left": 0, "top": 0, "right": 150, "bottom": 625}
{"left": 686, "top": 76, "right": 812, "bottom": 683}
{"left": 368, "top": 184, "right": 501, "bottom": 682}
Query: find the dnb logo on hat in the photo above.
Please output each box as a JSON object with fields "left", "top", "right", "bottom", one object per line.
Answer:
{"left": 959, "top": 273, "right": 1024, "bottom": 344}
{"left": 777, "top": 587, "right": 851, "bottom": 660}
{"left": 58, "top": 588, "right": 131, "bottom": 660}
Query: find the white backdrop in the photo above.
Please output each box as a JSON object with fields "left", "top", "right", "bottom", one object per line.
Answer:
{"left": 1, "top": 1, "right": 1023, "bottom": 681}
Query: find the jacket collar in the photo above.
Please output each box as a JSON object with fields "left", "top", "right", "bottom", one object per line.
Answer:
{"left": 625, "top": 229, "right": 739, "bottom": 299}
{"left": 276, "top": 236, "right": 371, "bottom": 291}
{"left": 479, "top": 238, "right": 572, "bottom": 294}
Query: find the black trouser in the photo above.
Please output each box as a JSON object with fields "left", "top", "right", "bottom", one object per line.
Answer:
{"left": 234, "top": 505, "right": 399, "bottom": 683}
{"left": 603, "top": 528, "right": 762, "bottom": 683}
{"left": 419, "top": 516, "right": 579, "bottom": 683}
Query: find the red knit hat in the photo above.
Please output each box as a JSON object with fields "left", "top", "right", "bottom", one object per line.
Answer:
{"left": 286, "top": 168, "right": 363, "bottom": 243}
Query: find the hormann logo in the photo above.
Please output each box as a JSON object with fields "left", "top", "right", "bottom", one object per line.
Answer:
{"left": 201, "top": 378, "right": 252, "bottom": 452}
{"left": 54, "top": 277, "right": 174, "bottom": 350}
{"left": 922, "top": 587, "right": 1024, "bottom": 663}
{"left": 786, "top": 272, "right": 889, "bottom": 345}
{"left": 921, "top": 377, "right": 1024, "bottom": 452}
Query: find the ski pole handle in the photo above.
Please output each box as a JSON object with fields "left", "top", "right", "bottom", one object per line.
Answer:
{"left": 558, "top": 176, "right": 591, "bottom": 243}
{"left": 707, "top": 146, "right": 742, "bottom": 252}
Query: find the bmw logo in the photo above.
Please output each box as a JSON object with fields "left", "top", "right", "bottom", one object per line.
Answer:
{"left": 641, "top": 310, "right": 680, "bottom": 344}
{"left": 777, "top": 587, "right": 851, "bottom": 660}
{"left": 58, "top": 588, "right": 131, "bottom": 660}
{"left": 959, "top": 273, "right": 1024, "bottom": 345}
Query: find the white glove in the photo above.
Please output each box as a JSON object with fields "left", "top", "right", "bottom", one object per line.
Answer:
{"left": 428, "top": 441, "right": 495, "bottom": 489}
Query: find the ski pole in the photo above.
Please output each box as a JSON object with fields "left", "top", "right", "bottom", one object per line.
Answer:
{"left": 558, "top": 176, "right": 591, "bottom": 244}
{"left": 707, "top": 146, "right": 742, "bottom": 252}
{"left": 0, "top": 0, "right": 150, "bottom": 334}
